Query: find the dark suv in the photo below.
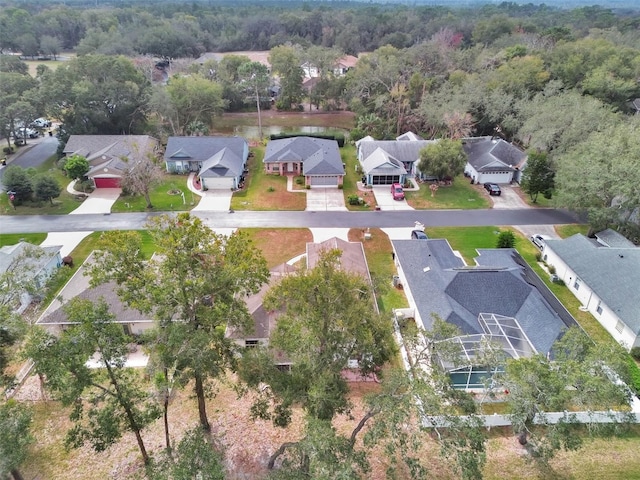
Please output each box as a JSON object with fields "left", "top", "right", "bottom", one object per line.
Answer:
{"left": 483, "top": 183, "right": 501, "bottom": 196}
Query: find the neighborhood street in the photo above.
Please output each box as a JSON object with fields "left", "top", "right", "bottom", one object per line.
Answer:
{"left": 0, "top": 135, "right": 59, "bottom": 189}
{"left": 0, "top": 208, "right": 579, "bottom": 234}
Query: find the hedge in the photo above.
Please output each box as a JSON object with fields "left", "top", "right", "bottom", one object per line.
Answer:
{"left": 269, "top": 132, "right": 345, "bottom": 147}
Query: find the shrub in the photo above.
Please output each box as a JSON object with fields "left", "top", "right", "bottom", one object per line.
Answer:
{"left": 267, "top": 186, "right": 275, "bottom": 192}
{"left": 551, "top": 278, "right": 565, "bottom": 286}
{"left": 535, "top": 252, "right": 542, "bottom": 262}
{"left": 496, "top": 230, "right": 516, "bottom": 248}
{"left": 347, "top": 194, "right": 360, "bottom": 205}
{"left": 548, "top": 265, "right": 556, "bottom": 274}
{"left": 627, "top": 356, "right": 640, "bottom": 395}
{"left": 306, "top": 185, "right": 310, "bottom": 189}
{"left": 338, "top": 184, "right": 343, "bottom": 189}
{"left": 631, "top": 347, "right": 640, "bottom": 362}
{"left": 3, "top": 146, "right": 13, "bottom": 155}
{"left": 295, "top": 177, "right": 303, "bottom": 185}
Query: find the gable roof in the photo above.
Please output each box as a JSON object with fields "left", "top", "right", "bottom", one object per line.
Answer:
{"left": 359, "top": 139, "right": 435, "bottom": 165}
{"left": 264, "top": 137, "right": 344, "bottom": 176}
{"left": 392, "top": 239, "right": 574, "bottom": 355}
{"left": 36, "top": 251, "right": 152, "bottom": 327}
{"left": 362, "top": 147, "right": 407, "bottom": 175}
{"left": 462, "top": 136, "right": 526, "bottom": 172}
{"left": 64, "top": 135, "right": 159, "bottom": 177}
{"left": 544, "top": 234, "right": 640, "bottom": 334}
{"left": 165, "top": 137, "right": 248, "bottom": 178}
{"left": 594, "top": 228, "right": 636, "bottom": 248}
{"left": 306, "top": 237, "right": 371, "bottom": 282}
{"left": 396, "top": 131, "right": 423, "bottom": 141}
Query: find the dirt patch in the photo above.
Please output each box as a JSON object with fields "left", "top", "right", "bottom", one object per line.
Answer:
{"left": 245, "top": 228, "right": 313, "bottom": 268}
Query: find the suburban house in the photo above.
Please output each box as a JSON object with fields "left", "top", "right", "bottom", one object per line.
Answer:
{"left": 164, "top": 136, "right": 249, "bottom": 190}
{"left": 356, "top": 133, "right": 436, "bottom": 185}
{"left": 391, "top": 239, "right": 577, "bottom": 389}
{"left": 263, "top": 136, "right": 344, "bottom": 188}
{"left": 0, "top": 242, "right": 62, "bottom": 313}
{"left": 302, "top": 54, "right": 359, "bottom": 78}
{"left": 227, "top": 237, "right": 375, "bottom": 368}
{"left": 542, "top": 230, "right": 640, "bottom": 350}
{"left": 63, "top": 135, "right": 160, "bottom": 188}
{"left": 36, "top": 251, "right": 154, "bottom": 337}
{"left": 462, "top": 136, "right": 527, "bottom": 185}
{"left": 195, "top": 51, "right": 272, "bottom": 71}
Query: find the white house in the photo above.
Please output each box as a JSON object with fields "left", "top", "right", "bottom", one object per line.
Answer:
{"left": 542, "top": 230, "right": 640, "bottom": 350}
{"left": 462, "top": 136, "right": 527, "bottom": 185}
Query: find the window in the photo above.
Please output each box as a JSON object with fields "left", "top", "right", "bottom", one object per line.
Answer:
{"left": 245, "top": 340, "right": 259, "bottom": 348}
{"left": 573, "top": 277, "right": 581, "bottom": 291}
{"left": 596, "top": 301, "right": 603, "bottom": 315}
{"left": 615, "top": 320, "right": 624, "bottom": 334}
{"left": 276, "top": 364, "right": 291, "bottom": 373}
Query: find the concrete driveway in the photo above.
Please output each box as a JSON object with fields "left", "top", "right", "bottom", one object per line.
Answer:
{"left": 488, "top": 185, "right": 529, "bottom": 209}
{"left": 69, "top": 188, "right": 121, "bottom": 215}
{"left": 306, "top": 188, "right": 347, "bottom": 211}
{"left": 40, "top": 231, "right": 94, "bottom": 258}
{"left": 372, "top": 187, "right": 414, "bottom": 211}
{"left": 191, "top": 190, "right": 233, "bottom": 212}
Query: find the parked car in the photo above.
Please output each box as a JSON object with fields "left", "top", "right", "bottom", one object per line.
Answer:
{"left": 530, "top": 234, "right": 551, "bottom": 250}
{"left": 31, "top": 117, "right": 52, "bottom": 128}
{"left": 391, "top": 183, "right": 405, "bottom": 200}
{"left": 16, "top": 127, "right": 39, "bottom": 138}
{"left": 483, "top": 183, "right": 501, "bottom": 196}
{"left": 411, "top": 229, "right": 428, "bottom": 240}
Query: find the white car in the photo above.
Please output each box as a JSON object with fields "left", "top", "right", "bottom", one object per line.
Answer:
{"left": 31, "top": 117, "right": 52, "bottom": 128}
{"left": 16, "top": 127, "right": 39, "bottom": 138}
{"left": 530, "top": 234, "right": 551, "bottom": 250}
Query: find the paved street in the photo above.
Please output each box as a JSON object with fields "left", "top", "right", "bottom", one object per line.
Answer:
{"left": 0, "top": 135, "right": 59, "bottom": 189}
{"left": 0, "top": 208, "right": 579, "bottom": 234}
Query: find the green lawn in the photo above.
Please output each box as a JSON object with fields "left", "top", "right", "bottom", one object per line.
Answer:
{"left": 0, "top": 233, "right": 47, "bottom": 247}
{"left": 230, "top": 147, "right": 306, "bottom": 211}
{"left": 111, "top": 174, "right": 199, "bottom": 212}
{"left": 342, "top": 145, "right": 375, "bottom": 211}
{"left": 426, "top": 226, "right": 515, "bottom": 264}
{"left": 0, "top": 156, "right": 83, "bottom": 215}
{"left": 406, "top": 175, "right": 490, "bottom": 209}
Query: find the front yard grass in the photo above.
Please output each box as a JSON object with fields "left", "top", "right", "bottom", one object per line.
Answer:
{"left": 231, "top": 147, "right": 306, "bottom": 211}
{"left": 426, "top": 226, "right": 514, "bottom": 264}
{"left": 0, "top": 155, "right": 82, "bottom": 215}
{"left": 0, "top": 233, "right": 47, "bottom": 247}
{"left": 342, "top": 145, "right": 373, "bottom": 211}
{"left": 241, "top": 228, "right": 312, "bottom": 268}
{"left": 111, "top": 174, "right": 199, "bottom": 212}
{"left": 406, "top": 175, "right": 490, "bottom": 209}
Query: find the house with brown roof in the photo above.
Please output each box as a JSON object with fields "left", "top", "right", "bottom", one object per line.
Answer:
{"left": 36, "top": 252, "right": 154, "bottom": 336}
{"left": 63, "top": 135, "right": 160, "bottom": 188}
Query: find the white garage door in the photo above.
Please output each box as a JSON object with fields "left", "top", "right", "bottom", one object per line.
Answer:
{"left": 309, "top": 175, "right": 339, "bottom": 187}
{"left": 203, "top": 177, "right": 234, "bottom": 189}
{"left": 479, "top": 172, "right": 512, "bottom": 184}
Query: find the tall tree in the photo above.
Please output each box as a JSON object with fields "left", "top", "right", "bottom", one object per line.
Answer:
{"left": 238, "top": 61, "right": 270, "bottom": 139}
{"left": 500, "top": 327, "right": 633, "bottom": 459}
{"left": 521, "top": 151, "right": 554, "bottom": 203}
{"left": 269, "top": 44, "right": 304, "bottom": 110}
{"left": 90, "top": 214, "right": 270, "bottom": 431}
{"left": 119, "top": 152, "right": 164, "bottom": 209}
{"left": 165, "top": 74, "right": 225, "bottom": 135}
{"left": 24, "top": 299, "right": 161, "bottom": 464}
{"left": 239, "top": 249, "right": 396, "bottom": 471}
{"left": 418, "top": 139, "right": 467, "bottom": 181}
{"left": 33, "top": 173, "right": 61, "bottom": 205}
{"left": 63, "top": 154, "right": 89, "bottom": 181}
{"left": 0, "top": 400, "right": 34, "bottom": 480}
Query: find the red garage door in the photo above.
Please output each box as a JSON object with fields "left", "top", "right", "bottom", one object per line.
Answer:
{"left": 94, "top": 177, "right": 121, "bottom": 188}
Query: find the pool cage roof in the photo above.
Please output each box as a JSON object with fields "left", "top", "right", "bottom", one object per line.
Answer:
{"left": 435, "top": 313, "right": 537, "bottom": 373}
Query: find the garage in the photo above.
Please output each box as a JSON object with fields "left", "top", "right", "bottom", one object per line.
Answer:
{"left": 93, "top": 177, "right": 121, "bottom": 188}
{"left": 308, "top": 175, "right": 340, "bottom": 187}
{"left": 201, "top": 176, "right": 234, "bottom": 190}
{"left": 371, "top": 175, "right": 401, "bottom": 185}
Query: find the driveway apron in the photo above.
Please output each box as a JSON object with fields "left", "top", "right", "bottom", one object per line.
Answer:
{"left": 69, "top": 188, "right": 121, "bottom": 215}
{"left": 191, "top": 190, "right": 233, "bottom": 212}
{"left": 372, "top": 187, "right": 414, "bottom": 211}
{"left": 305, "top": 188, "right": 347, "bottom": 212}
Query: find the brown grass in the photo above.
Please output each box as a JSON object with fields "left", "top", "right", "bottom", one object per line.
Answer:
{"left": 242, "top": 228, "right": 312, "bottom": 268}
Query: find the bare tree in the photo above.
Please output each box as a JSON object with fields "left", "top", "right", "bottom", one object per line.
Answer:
{"left": 119, "top": 150, "right": 164, "bottom": 209}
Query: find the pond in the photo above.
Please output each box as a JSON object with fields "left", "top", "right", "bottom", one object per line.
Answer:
{"left": 215, "top": 125, "right": 348, "bottom": 139}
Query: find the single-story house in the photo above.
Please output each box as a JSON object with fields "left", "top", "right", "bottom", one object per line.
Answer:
{"left": 227, "top": 237, "right": 375, "bottom": 368}
{"left": 392, "top": 239, "right": 577, "bottom": 389}
{"left": 462, "top": 136, "right": 527, "bottom": 185}
{"left": 0, "top": 242, "right": 62, "bottom": 313}
{"left": 36, "top": 251, "right": 154, "bottom": 337}
{"left": 63, "top": 135, "right": 160, "bottom": 188}
{"left": 542, "top": 230, "right": 640, "bottom": 350}
{"left": 164, "top": 137, "right": 249, "bottom": 190}
{"left": 356, "top": 133, "right": 435, "bottom": 185}
{"left": 263, "top": 137, "right": 344, "bottom": 188}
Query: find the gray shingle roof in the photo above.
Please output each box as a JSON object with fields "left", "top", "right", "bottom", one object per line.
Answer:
{"left": 0, "top": 242, "right": 61, "bottom": 279}
{"left": 359, "top": 140, "right": 435, "bottom": 165}
{"left": 361, "top": 148, "right": 407, "bottom": 175}
{"left": 594, "top": 228, "right": 636, "bottom": 248}
{"left": 263, "top": 137, "right": 344, "bottom": 176}
{"left": 462, "top": 136, "right": 525, "bottom": 172}
{"left": 392, "top": 240, "right": 569, "bottom": 355}
{"left": 544, "top": 234, "right": 640, "bottom": 334}
{"left": 199, "top": 147, "right": 244, "bottom": 178}
{"left": 164, "top": 137, "right": 248, "bottom": 178}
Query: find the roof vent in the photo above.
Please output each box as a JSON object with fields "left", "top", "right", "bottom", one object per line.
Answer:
{"left": 619, "top": 254, "right": 624, "bottom": 258}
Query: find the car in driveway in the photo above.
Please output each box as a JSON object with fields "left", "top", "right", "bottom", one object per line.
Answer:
{"left": 411, "top": 229, "right": 428, "bottom": 240}
{"left": 530, "top": 234, "right": 551, "bottom": 250}
{"left": 31, "top": 117, "right": 52, "bottom": 128}
{"left": 16, "top": 127, "right": 39, "bottom": 138}
{"left": 483, "top": 183, "right": 501, "bottom": 196}
{"left": 391, "top": 183, "right": 405, "bottom": 200}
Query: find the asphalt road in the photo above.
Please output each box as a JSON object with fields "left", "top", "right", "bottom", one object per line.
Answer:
{"left": 0, "top": 135, "right": 59, "bottom": 189}
{"left": 0, "top": 208, "right": 579, "bottom": 234}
